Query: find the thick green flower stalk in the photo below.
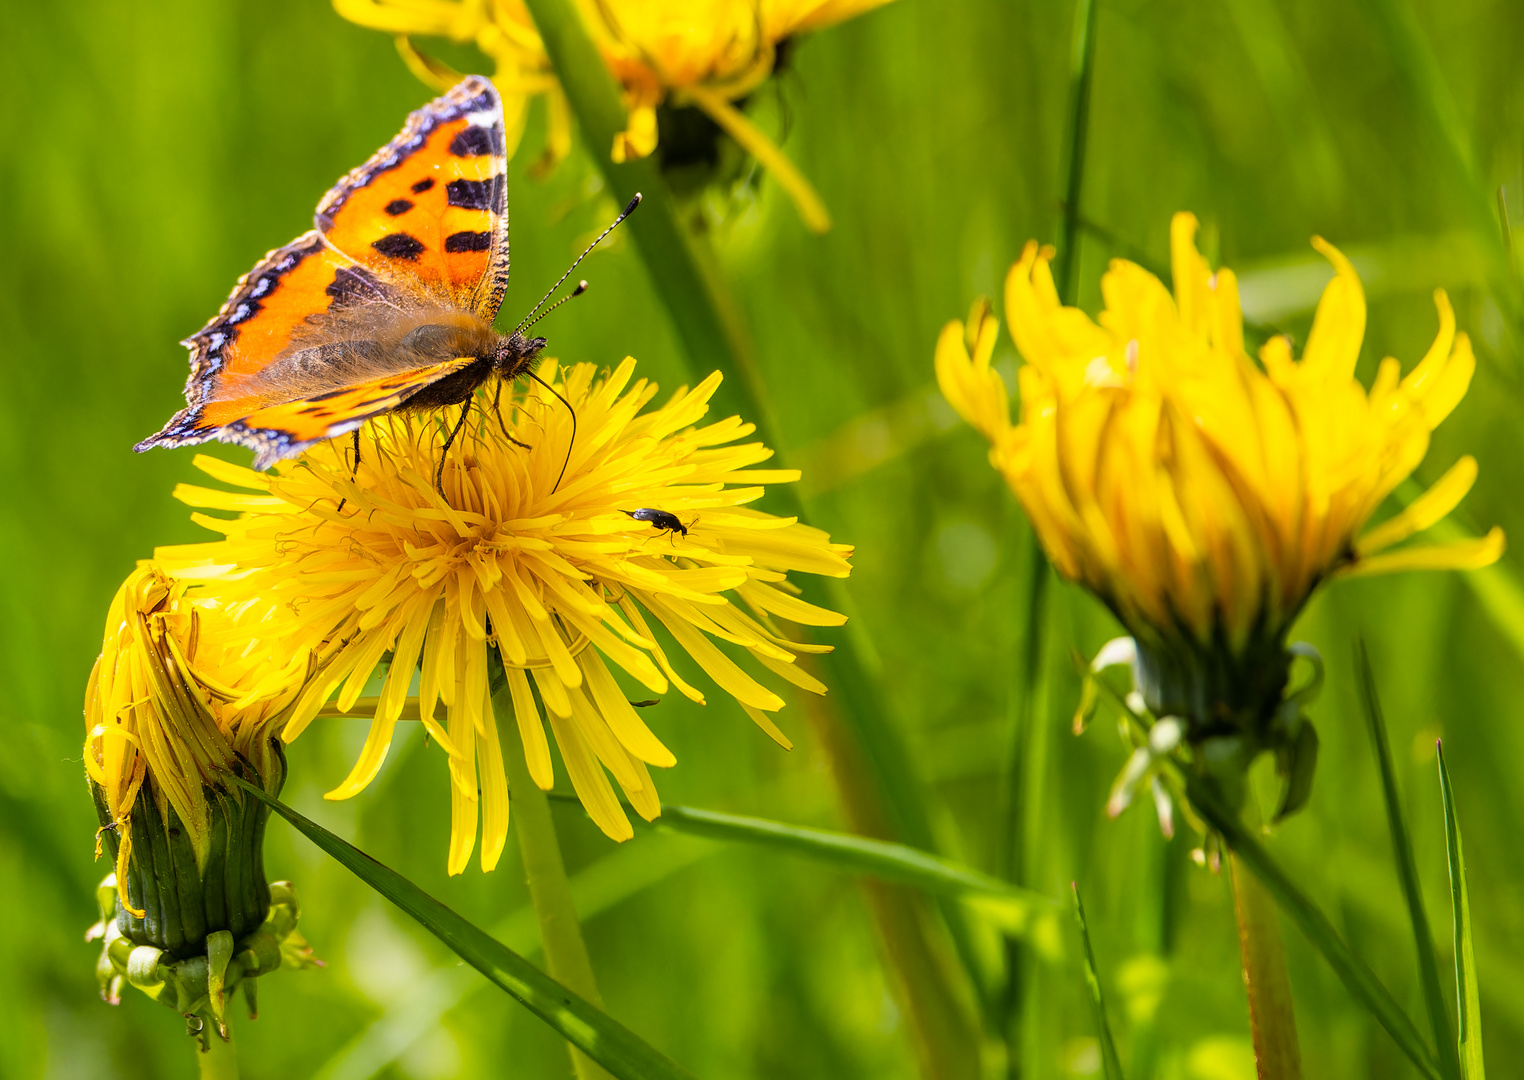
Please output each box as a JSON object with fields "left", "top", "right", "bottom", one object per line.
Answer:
{"left": 84, "top": 565, "right": 319, "bottom": 1044}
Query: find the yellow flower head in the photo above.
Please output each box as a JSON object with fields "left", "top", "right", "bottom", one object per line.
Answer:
{"left": 84, "top": 566, "right": 317, "bottom": 1029}
{"left": 937, "top": 213, "right": 1502, "bottom": 705}
{"left": 333, "top": 0, "right": 893, "bottom": 230}
{"left": 159, "top": 359, "right": 852, "bottom": 874}
{"left": 85, "top": 564, "right": 299, "bottom": 908}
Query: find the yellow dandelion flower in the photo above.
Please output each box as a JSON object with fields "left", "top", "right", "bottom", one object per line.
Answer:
{"left": 84, "top": 565, "right": 317, "bottom": 1023}
{"left": 333, "top": 0, "right": 893, "bottom": 230}
{"left": 937, "top": 213, "right": 1501, "bottom": 787}
{"left": 158, "top": 359, "right": 852, "bottom": 874}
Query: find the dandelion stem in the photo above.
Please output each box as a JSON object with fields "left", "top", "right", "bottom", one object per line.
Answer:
{"left": 196, "top": 1028, "right": 239, "bottom": 1080}
{"left": 1231, "top": 852, "right": 1303, "bottom": 1080}
{"left": 1183, "top": 772, "right": 1442, "bottom": 1080}
{"left": 502, "top": 692, "right": 614, "bottom": 1080}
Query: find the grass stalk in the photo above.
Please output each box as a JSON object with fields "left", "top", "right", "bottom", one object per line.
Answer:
{"left": 1355, "top": 640, "right": 1462, "bottom": 1080}
{"left": 1056, "top": 0, "right": 1100, "bottom": 304}
{"left": 503, "top": 688, "right": 615, "bottom": 1080}
{"left": 1437, "top": 741, "right": 1486, "bottom": 1079}
{"left": 1072, "top": 884, "right": 1125, "bottom": 1080}
{"left": 1230, "top": 853, "right": 1303, "bottom": 1079}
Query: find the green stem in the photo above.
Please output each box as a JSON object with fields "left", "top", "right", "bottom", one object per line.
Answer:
{"left": 1231, "top": 853, "right": 1303, "bottom": 1080}
{"left": 197, "top": 1025, "right": 239, "bottom": 1080}
{"left": 1182, "top": 772, "right": 1442, "bottom": 1080}
{"left": 503, "top": 689, "right": 614, "bottom": 1080}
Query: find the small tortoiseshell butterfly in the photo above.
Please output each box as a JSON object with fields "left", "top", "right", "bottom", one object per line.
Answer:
{"left": 138, "top": 77, "right": 597, "bottom": 473}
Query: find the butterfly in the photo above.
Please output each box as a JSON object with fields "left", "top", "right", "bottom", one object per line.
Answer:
{"left": 137, "top": 76, "right": 592, "bottom": 478}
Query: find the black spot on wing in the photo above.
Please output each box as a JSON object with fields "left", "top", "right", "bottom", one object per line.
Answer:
{"left": 444, "top": 231, "right": 493, "bottom": 253}
{"left": 449, "top": 124, "right": 504, "bottom": 157}
{"left": 385, "top": 199, "right": 414, "bottom": 216}
{"left": 412, "top": 178, "right": 435, "bottom": 193}
{"left": 372, "top": 233, "right": 425, "bottom": 260}
{"left": 446, "top": 176, "right": 503, "bottom": 211}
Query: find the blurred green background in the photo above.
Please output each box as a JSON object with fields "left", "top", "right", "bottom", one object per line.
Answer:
{"left": 3, "top": 0, "right": 1524, "bottom": 1076}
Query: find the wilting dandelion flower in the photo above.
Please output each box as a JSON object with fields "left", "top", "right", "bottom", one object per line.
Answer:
{"left": 937, "top": 213, "right": 1502, "bottom": 816}
{"left": 159, "top": 359, "right": 852, "bottom": 873}
{"left": 333, "top": 0, "right": 892, "bottom": 230}
{"left": 85, "top": 565, "right": 318, "bottom": 1037}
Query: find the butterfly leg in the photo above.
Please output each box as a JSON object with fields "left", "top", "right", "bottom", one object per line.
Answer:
{"left": 492, "top": 378, "right": 533, "bottom": 451}
{"left": 435, "top": 402, "right": 473, "bottom": 497}
{"left": 336, "top": 429, "right": 363, "bottom": 514}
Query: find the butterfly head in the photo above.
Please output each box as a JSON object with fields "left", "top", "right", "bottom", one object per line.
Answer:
{"left": 491, "top": 329, "right": 547, "bottom": 380}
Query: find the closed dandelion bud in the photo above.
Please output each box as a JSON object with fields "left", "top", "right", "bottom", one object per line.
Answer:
{"left": 84, "top": 566, "right": 321, "bottom": 1042}
{"left": 937, "top": 213, "right": 1503, "bottom": 820}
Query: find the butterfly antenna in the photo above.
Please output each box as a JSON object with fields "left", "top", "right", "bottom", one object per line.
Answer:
{"left": 527, "top": 367, "right": 577, "bottom": 493}
{"left": 513, "top": 193, "right": 642, "bottom": 335}
{"left": 521, "top": 279, "right": 588, "bottom": 334}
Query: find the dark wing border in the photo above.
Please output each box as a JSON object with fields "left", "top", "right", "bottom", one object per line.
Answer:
{"left": 313, "top": 75, "right": 510, "bottom": 322}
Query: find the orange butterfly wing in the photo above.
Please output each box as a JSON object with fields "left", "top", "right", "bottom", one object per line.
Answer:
{"left": 315, "top": 76, "right": 509, "bottom": 320}
{"left": 136, "top": 77, "right": 510, "bottom": 468}
{"left": 224, "top": 358, "right": 477, "bottom": 459}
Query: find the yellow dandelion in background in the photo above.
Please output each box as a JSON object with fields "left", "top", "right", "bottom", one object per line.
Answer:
{"left": 333, "top": 0, "right": 893, "bottom": 231}
{"left": 159, "top": 359, "right": 852, "bottom": 874}
{"left": 937, "top": 213, "right": 1502, "bottom": 733}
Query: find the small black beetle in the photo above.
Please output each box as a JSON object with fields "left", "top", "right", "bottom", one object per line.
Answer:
{"left": 622, "top": 507, "right": 688, "bottom": 538}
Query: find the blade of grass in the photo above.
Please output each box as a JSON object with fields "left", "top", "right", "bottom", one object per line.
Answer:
{"left": 315, "top": 834, "right": 715, "bottom": 1080}
{"left": 1355, "top": 639, "right": 1462, "bottom": 1080}
{"left": 1072, "top": 884, "right": 1125, "bottom": 1080}
{"left": 1437, "top": 741, "right": 1486, "bottom": 1079}
{"left": 652, "top": 803, "right": 1055, "bottom": 933}
{"left": 1179, "top": 770, "right": 1442, "bottom": 1080}
{"left": 226, "top": 774, "right": 697, "bottom": 1080}
{"left": 1055, "top": 0, "right": 1100, "bottom": 303}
